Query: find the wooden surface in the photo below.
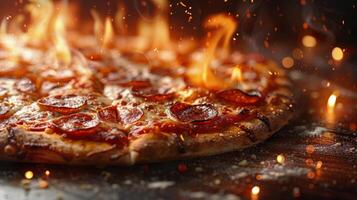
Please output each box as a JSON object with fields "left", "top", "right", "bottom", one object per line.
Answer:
{"left": 0, "top": 72, "right": 356, "bottom": 200}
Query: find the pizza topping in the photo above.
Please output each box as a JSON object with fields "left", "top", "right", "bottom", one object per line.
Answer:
{"left": 118, "top": 106, "right": 143, "bottom": 124}
{"left": 169, "top": 102, "right": 218, "bottom": 123}
{"left": 131, "top": 86, "right": 175, "bottom": 101}
{"left": 95, "top": 128, "right": 128, "bottom": 144}
{"left": 191, "top": 110, "right": 253, "bottom": 133}
{"left": 50, "top": 113, "right": 100, "bottom": 137}
{"left": 0, "top": 61, "right": 24, "bottom": 76}
{"left": 98, "top": 106, "right": 119, "bottom": 123}
{"left": 25, "top": 121, "right": 49, "bottom": 131}
{"left": 38, "top": 94, "right": 87, "bottom": 114}
{"left": 14, "top": 105, "right": 53, "bottom": 130}
{"left": 41, "top": 68, "right": 75, "bottom": 82}
{"left": 120, "top": 80, "right": 151, "bottom": 88}
{"left": 15, "top": 78, "right": 37, "bottom": 94}
{"left": 216, "top": 89, "right": 261, "bottom": 106}
{"left": 0, "top": 87, "right": 8, "bottom": 97}
{"left": 0, "top": 102, "right": 12, "bottom": 120}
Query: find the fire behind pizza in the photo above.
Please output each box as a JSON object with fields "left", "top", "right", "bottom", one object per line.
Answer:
{"left": 0, "top": 2, "right": 295, "bottom": 165}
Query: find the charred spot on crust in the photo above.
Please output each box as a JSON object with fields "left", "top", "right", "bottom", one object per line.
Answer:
{"left": 6, "top": 127, "right": 17, "bottom": 145}
{"left": 256, "top": 113, "right": 271, "bottom": 131}
{"left": 239, "top": 125, "right": 257, "bottom": 142}
{"left": 177, "top": 138, "right": 186, "bottom": 154}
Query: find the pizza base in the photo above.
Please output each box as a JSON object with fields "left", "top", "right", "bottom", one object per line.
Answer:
{"left": 0, "top": 87, "right": 294, "bottom": 165}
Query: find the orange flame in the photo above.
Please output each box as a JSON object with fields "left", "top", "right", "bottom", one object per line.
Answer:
{"left": 230, "top": 66, "right": 243, "bottom": 84}
{"left": 0, "top": 19, "right": 21, "bottom": 62}
{"left": 26, "top": 0, "right": 54, "bottom": 42}
{"left": 53, "top": 13, "right": 71, "bottom": 65}
{"left": 92, "top": 11, "right": 115, "bottom": 49}
{"left": 115, "top": 1, "right": 127, "bottom": 35}
{"left": 189, "top": 14, "right": 237, "bottom": 90}
{"left": 136, "top": 0, "right": 170, "bottom": 50}
{"left": 103, "top": 17, "right": 114, "bottom": 48}
{"left": 326, "top": 92, "right": 338, "bottom": 124}
{"left": 327, "top": 93, "right": 337, "bottom": 110}
{"left": 331, "top": 47, "right": 343, "bottom": 61}
{"left": 0, "top": 18, "right": 8, "bottom": 36}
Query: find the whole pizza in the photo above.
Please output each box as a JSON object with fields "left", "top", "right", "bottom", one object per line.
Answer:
{"left": 0, "top": 3, "right": 295, "bottom": 165}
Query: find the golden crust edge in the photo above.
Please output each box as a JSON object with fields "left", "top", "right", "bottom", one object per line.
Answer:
{"left": 129, "top": 92, "right": 295, "bottom": 164}
{"left": 0, "top": 79, "right": 296, "bottom": 166}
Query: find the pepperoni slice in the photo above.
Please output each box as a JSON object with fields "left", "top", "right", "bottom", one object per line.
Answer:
{"left": 15, "top": 78, "right": 36, "bottom": 94}
{"left": 16, "top": 108, "right": 52, "bottom": 131}
{"left": 0, "top": 61, "right": 26, "bottom": 77}
{"left": 169, "top": 103, "right": 218, "bottom": 123}
{"left": 120, "top": 80, "right": 151, "bottom": 88}
{"left": 131, "top": 86, "right": 175, "bottom": 102}
{"left": 216, "top": 89, "right": 261, "bottom": 106}
{"left": 38, "top": 94, "right": 87, "bottom": 114}
{"left": 0, "top": 102, "right": 12, "bottom": 120}
{"left": 25, "top": 122, "right": 49, "bottom": 132}
{"left": 50, "top": 113, "right": 100, "bottom": 137}
{"left": 118, "top": 106, "right": 143, "bottom": 124}
{"left": 98, "top": 106, "right": 119, "bottom": 123}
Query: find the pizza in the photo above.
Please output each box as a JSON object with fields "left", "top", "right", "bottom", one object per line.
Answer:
{"left": 0, "top": 42, "right": 295, "bottom": 165}
{"left": 0, "top": 4, "right": 295, "bottom": 165}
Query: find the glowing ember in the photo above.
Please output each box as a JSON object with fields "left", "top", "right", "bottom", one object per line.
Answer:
{"left": 305, "top": 145, "right": 315, "bottom": 154}
{"left": 326, "top": 92, "right": 338, "bottom": 124}
{"left": 331, "top": 47, "right": 344, "bottom": 61}
{"left": 103, "top": 17, "right": 114, "bottom": 49}
{"left": 231, "top": 66, "right": 243, "bottom": 83}
{"left": 53, "top": 12, "right": 71, "bottom": 65}
{"left": 302, "top": 35, "right": 316, "bottom": 48}
{"left": 251, "top": 186, "right": 260, "bottom": 195}
{"left": 307, "top": 170, "right": 316, "bottom": 179}
{"left": 316, "top": 161, "right": 323, "bottom": 169}
{"left": 281, "top": 56, "right": 294, "bottom": 68}
{"left": 327, "top": 93, "right": 337, "bottom": 110}
{"left": 25, "top": 171, "right": 34, "bottom": 179}
{"left": 276, "top": 154, "right": 285, "bottom": 164}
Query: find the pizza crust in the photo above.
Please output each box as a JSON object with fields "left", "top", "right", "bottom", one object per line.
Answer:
{"left": 0, "top": 86, "right": 294, "bottom": 165}
{"left": 130, "top": 91, "right": 294, "bottom": 164}
{"left": 0, "top": 128, "right": 131, "bottom": 165}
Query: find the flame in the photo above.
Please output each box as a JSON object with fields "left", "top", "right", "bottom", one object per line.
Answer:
{"left": 103, "top": 17, "right": 114, "bottom": 48}
{"left": 230, "top": 66, "right": 243, "bottom": 83}
{"left": 115, "top": 1, "right": 127, "bottom": 35}
{"left": 0, "top": 18, "right": 8, "bottom": 36}
{"left": 136, "top": 0, "right": 170, "bottom": 50}
{"left": 189, "top": 14, "right": 237, "bottom": 90}
{"left": 26, "top": 0, "right": 54, "bottom": 42}
{"left": 91, "top": 10, "right": 102, "bottom": 43}
{"left": 91, "top": 11, "right": 115, "bottom": 49}
{"left": 327, "top": 93, "right": 337, "bottom": 110}
{"left": 326, "top": 92, "right": 338, "bottom": 124}
{"left": 0, "top": 18, "right": 21, "bottom": 62}
{"left": 53, "top": 13, "right": 71, "bottom": 65}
